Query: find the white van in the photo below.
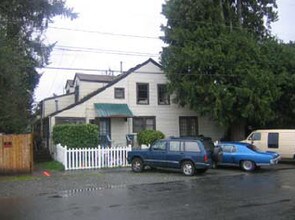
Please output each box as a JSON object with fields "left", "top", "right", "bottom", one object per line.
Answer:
{"left": 242, "top": 129, "right": 295, "bottom": 159}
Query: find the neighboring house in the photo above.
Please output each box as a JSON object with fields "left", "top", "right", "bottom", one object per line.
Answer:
{"left": 38, "top": 58, "right": 226, "bottom": 152}
{"left": 72, "top": 73, "right": 116, "bottom": 102}
{"left": 65, "top": 79, "right": 74, "bottom": 94}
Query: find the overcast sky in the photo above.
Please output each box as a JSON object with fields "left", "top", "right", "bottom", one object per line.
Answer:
{"left": 34, "top": 0, "right": 295, "bottom": 102}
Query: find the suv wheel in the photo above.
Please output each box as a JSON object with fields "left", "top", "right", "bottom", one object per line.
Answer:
{"left": 131, "top": 158, "right": 143, "bottom": 173}
{"left": 181, "top": 161, "right": 195, "bottom": 176}
{"left": 240, "top": 160, "right": 255, "bottom": 171}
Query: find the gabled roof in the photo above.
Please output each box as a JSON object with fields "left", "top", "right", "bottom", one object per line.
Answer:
{"left": 65, "top": 79, "right": 74, "bottom": 88}
{"left": 74, "top": 73, "right": 116, "bottom": 83}
{"left": 49, "top": 58, "right": 162, "bottom": 117}
{"left": 42, "top": 92, "right": 75, "bottom": 102}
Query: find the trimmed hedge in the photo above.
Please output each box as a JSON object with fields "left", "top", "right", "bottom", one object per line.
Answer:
{"left": 52, "top": 124, "right": 99, "bottom": 148}
{"left": 137, "top": 129, "right": 165, "bottom": 146}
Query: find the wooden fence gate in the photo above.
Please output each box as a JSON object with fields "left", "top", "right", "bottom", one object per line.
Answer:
{"left": 0, "top": 134, "right": 33, "bottom": 174}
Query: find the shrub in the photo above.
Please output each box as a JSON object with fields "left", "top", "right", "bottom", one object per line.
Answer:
{"left": 137, "top": 129, "right": 165, "bottom": 146}
{"left": 52, "top": 124, "right": 99, "bottom": 148}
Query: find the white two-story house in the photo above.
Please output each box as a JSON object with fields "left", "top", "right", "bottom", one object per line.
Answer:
{"left": 38, "top": 58, "right": 226, "bottom": 151}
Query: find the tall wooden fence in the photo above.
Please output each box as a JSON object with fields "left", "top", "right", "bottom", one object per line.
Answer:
{"left": 0, "top": 134, "right": 33, "bottom": 174}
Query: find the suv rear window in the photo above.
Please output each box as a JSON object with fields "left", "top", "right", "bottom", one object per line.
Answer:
{"left": 184, "top": 141, "right": 201, "bottom": 152}
{"left": 202, "top": 139, "right": 215, "bottom": 151}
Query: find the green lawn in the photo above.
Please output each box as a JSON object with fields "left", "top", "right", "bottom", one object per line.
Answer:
{"left": 35, "top": 161, "right": 64, "bottom": 171}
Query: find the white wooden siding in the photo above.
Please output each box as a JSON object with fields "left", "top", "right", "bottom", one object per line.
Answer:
{"left": 43, "top": 94, "right": 75, "bottom": 118}
{"left": 79, "top": 81, "right": 109, "bottom": 101}
{"left": 52, "top": 60, "right": 226, "bottom": 147}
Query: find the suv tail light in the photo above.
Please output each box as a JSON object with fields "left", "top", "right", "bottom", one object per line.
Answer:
{"left": 204, "top": 154, "right": 208, "bottom": 162}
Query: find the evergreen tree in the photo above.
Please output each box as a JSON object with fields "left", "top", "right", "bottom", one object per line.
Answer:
{"left": 0, "top": 0, "right": 77, "bottom": 133}
{"left": 161, "top": 0, "right": 294, "bottom": 139}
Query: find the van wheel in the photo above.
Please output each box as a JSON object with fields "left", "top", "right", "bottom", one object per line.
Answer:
{"left": 240, "top": 160, "right": 256, "bottom": 171}
{"left": 181, "top": 161, "right": 195, "bottom": 176}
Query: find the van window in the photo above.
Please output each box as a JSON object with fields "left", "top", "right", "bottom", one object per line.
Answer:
{"left": 250, "top": 132, "right": 261, "bottom": 141}
{"left": 268, "top": 133, "right": 279, "bottom": 148}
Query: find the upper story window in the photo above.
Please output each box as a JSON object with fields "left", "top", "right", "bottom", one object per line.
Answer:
{"left": 114, "top": 88, "right": 125, "bottom": 99}
{"left": 137, "top": 83, "right": 149, "bottom": 105}
{"left": 158, "top": 84, "right": 170, "bottom": 105}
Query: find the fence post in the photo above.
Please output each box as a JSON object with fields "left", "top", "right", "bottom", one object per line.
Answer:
{"left": 64, "top": 145, "right": 68, "bottom": 170}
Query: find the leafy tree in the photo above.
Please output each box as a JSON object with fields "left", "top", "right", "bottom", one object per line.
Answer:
{"left": 0, "top": 0, "right": 77, "bottom": 133}
{"left": 137, "top": 129, "right": 165, "bottom": 146}
{"left": 161, "top": 0, "right": 295, "bottom": 139}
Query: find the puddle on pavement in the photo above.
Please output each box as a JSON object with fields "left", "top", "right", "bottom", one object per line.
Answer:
{"left": 49, "top": 184, "right": 127, "bottom": 198}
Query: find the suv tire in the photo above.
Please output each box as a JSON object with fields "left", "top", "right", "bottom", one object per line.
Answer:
{"left": 181, "top": 161, "right": 195, "bottom": 176}
{"left": 131, "top": 158, "right": 144, "bottom": 173}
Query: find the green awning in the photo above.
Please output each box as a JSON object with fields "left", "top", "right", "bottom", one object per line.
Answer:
{"left": 94, "top": 103, "right": 134, "bottom": 118}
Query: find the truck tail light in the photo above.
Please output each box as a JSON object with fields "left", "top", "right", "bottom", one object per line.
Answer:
{"left": 204, "top": 155, "right": 208, "bottom": 162}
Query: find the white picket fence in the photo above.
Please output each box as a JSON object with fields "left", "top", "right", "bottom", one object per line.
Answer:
{"left": 53, "top": 144, "right": 132, "bottom": 170}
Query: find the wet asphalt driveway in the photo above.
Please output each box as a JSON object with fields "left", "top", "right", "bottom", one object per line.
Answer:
{"left": 0, "top": 163, "right": 294, "bottom": 219}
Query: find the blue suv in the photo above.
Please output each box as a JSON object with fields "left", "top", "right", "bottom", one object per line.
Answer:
{"left": 127, "top": 136, "right": 222, "bottom": 176}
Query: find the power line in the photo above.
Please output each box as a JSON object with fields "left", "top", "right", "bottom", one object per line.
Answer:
{"left": 53, "top": 45, "right": 159, "bottom": 57}
{"left": 37, "top": 66, "right": 242, "bottom": 78}
{"left": 48, "top": 26, "right": 161, "bottom": 40}
{"left": 37, "top": 66, "right": 118, "bottom": 72}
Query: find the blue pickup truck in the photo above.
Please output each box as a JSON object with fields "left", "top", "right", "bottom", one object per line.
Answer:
{"left": 127, "top": 136, "right": 222, "bottom": 176}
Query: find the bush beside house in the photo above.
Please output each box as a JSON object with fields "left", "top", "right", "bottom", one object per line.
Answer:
{"left": 137, "top": 129, "right": 165, "bottom": 146}
{"left": 52, "top": 124, "right": 99, "bottom": 148}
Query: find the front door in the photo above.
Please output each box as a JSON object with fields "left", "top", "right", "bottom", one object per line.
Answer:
{"left": 99, "top": 118, "right": 111, "bottom": 147}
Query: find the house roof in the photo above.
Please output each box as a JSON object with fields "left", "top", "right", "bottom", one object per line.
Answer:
{"left": 65, "top": 80, "right": 74, "bottom": 88}
{"left": 74, "top": 73, "right": 116, "bottom": 83}
{"left": 48, "top": 58, "right": 162, "bottom": 117}
{"left": 42, "top": 92, "right": 75, "bottom": 102}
